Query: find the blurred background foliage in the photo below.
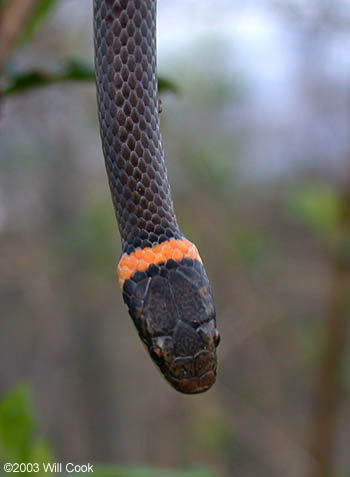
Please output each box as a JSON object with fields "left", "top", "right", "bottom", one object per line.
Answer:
{"left": 0, "top": 0, "right": 349, "bottom": 476}
{"left": 0, "top": 385, "right": 53, "bottom": 473}
{"left": 0, "top": 385, "right": 212, "bottom": 477}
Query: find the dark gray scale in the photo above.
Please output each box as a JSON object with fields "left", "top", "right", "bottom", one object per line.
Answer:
{"left": 94, "top": 0, "right": 220, "bottom": 393}
{"left": 94, "top": 0, "right": 182, "bottom": 254}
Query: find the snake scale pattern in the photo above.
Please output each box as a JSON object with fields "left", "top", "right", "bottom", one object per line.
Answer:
{"left": 94, "top": 0, "right": 220, "bottom": 394}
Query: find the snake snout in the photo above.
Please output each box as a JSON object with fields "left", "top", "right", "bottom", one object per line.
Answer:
{"left": 169, "top": 351, "right": 217, "bottom": 394}
{"left": 149, "top": 322, "right": 217, "bottom": 394}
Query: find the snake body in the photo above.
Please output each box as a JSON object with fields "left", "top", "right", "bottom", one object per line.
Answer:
{"left": 94, "top": 0, "right": 220, "bottom": 394}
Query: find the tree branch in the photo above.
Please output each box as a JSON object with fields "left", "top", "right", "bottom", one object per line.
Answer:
{"left": 309, "top": 160, "right": 350, "bottom": 477}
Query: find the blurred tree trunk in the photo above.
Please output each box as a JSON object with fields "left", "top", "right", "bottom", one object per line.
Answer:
{"left": 309, "top": 168, "right": 350, "bottom": 477}
{"left": 0, "top": 0, "right": 40, "bottom": 73}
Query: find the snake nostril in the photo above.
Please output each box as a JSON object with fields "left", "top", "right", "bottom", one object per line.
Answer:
{"left": 212, "top": 328, "right": 221, "bottom": 347}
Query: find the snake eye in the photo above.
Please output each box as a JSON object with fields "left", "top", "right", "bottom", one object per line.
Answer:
{"left": 150, "top": 346, "right": 163, "bottom": 361}
{"left": 212, "top": 328, "right": 221, "bottom": 347}
{"left": 192, "top": 319, "right": 200, "bottom": 329}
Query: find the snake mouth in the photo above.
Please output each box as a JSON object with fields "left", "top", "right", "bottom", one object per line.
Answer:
{"left": 167, "top": 370, "right": 217, "bottom": 395}
{"left": 150, "top": 348, "right": 217, "bottom": 394}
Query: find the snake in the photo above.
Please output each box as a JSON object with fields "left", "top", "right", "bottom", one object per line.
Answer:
{"left": 93, "top": 0, "right": 220, "bottom": 394}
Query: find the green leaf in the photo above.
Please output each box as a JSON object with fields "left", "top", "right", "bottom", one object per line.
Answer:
{"left": 0, "top": 385, "right": 35, "bottom": 462}
{"left": 0, "top": 384, "right": 54, "bottom": 477}
{"left": 31, "top": 440, "right": 54, "bottom": 470}
{"left": 1, "top": 59, "right": 178, "bottom": 97}
{"left": 0, "top": 59, "right": 95, "bottom": 97}
{"left": 1, "top": 70, "right": 54, "bottom": 95}
{"left": 158, "top": 77, "right": 179, "bottom": 94}
{"left": 63, "top": 59, "right": 96, "bottom": 81}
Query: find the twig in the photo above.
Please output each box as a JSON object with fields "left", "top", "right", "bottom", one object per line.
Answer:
{"left": 308, "top": 161, "right": 350, "bottom": 477}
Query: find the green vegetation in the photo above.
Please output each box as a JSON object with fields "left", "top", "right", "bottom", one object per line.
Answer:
{"left": 0, "top": 385, "right": 53, "bottom": 476}
{"left": 79, "top": 468, "right": 213, "bottom": 477}
{"left": 0, "top": 386, "right": 214, "bottom": 477}
{"left": 1, "top": 59, "right": 178, "bottom": 98}
{"left": 285, "top": 183, "right": 340, "bottom": 236}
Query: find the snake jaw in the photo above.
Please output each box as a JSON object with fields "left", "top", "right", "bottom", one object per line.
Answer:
{"left": 147, "top": 331, "right": 217, "bottom": 394}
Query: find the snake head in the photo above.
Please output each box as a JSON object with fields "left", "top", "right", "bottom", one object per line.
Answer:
{"left": 122, "top": 257, "right": 220, "bottom": 394}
